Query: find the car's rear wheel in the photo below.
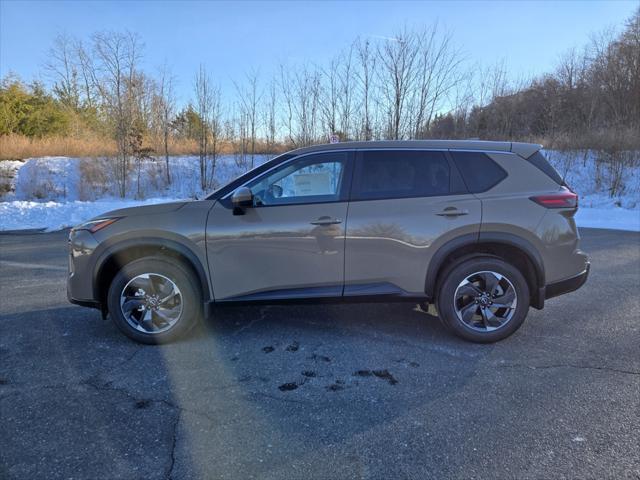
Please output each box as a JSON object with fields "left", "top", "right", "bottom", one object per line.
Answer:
{"left": 107, "top": 257, "right": 202, "bottom": 344}
{"left": 437, "top": 257, "right": 529, "bottom": 343}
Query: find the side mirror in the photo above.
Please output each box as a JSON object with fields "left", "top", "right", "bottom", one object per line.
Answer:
{"left": 231, "top": 186, "right": 253, "bottom": 213}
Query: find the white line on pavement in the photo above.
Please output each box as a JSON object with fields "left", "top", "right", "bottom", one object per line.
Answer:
{"left": 0, "top": 260, "right": 67, "bottom": 271}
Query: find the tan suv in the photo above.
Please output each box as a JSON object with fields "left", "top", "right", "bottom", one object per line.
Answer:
{"left": 67, "top": 140, "right": 589, "bottom": 344}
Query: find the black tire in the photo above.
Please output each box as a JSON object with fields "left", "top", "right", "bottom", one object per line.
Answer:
{"left": 107, "top": 256, "right": 203, "bottom": 344}
{"left": 436, "top": 256, "right": 529, "bottom": 343}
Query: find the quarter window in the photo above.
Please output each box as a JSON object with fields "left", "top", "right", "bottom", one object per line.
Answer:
{"left": 450, "top": 152, "right": 507, "bottom": 193}
{"left": 352, "top": 150, "right": 451, "bottom": 200}
{"left": 246, "top": 152, "right": 348, "bottom": 206}
{"left": 528, "top": 151, "right": 565, "bottom": 185}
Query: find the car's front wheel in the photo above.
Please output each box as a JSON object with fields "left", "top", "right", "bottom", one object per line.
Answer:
{"left": 437, "top": 257, "right": 529, "bottom": 343}
{"left": 107, "top": 257, "right": 203, "bottom": 344}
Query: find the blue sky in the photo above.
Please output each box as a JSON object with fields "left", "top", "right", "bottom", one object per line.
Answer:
{"left": 1, "top": 0, "right": 637, "bottom": 106}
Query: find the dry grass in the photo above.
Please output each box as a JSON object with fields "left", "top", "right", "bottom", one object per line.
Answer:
{"left": 0, "top": 134, "right": 289, "bottom": 160}
{"left": 0, "top": 134, "right": 118, "bottom": 159}
{"left": 532, "top": 128, "right": 640, "bottom": 152}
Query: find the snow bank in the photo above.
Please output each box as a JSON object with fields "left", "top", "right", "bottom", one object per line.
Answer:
{"left": 7, "top": 154, "right": 271, "bottom": 202}
{"left": 0, "top": 198, "right": 179, "bottom": 232}
{"left": 0, "top": 160, "right": 23, "bottom": 197}
{"left": 575, "top": 205, "right": 640, "bottom": 232}
{"left": 1, "top": 150, "right": 639, "bottom": 232}
{"left": 0, "top": 154, "right": 274, "bottom": 231}
{"left": 545, "top": 150, "right": 640, "bottom": 231}
{"left": 545, "top": 150, "right": 639, "bottom": 209}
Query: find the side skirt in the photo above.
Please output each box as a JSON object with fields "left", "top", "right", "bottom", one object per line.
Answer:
{"left": 211, "top": 282, "right": 430, "bottom": 307}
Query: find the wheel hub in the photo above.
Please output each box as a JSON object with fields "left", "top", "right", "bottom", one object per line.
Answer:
{"left": 477, "top": 292, "right": 492, "bottom": 307}
{"left": 145, "top": 294, "right": 161, "bottom": 310}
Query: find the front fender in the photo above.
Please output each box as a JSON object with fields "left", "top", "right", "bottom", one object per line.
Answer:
{"left": 91, "top": 232, "right": 212, "bottom": 302}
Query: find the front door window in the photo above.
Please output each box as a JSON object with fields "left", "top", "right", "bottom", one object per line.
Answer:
{"left": 246, "top": 152, "right": 348, "bottom": 206}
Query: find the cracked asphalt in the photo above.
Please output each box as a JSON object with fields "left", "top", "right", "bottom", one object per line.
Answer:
{"left": 1, "top": 228, "right": 639, "bottom": 479}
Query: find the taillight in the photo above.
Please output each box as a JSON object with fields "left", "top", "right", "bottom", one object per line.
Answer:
{"left": 530, "top": 188, "right": 578, "bottom": 209}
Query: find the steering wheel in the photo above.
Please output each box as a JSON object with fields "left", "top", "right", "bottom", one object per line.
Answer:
{"left": 260, "top": 184, "right": 283, "bottom": 204}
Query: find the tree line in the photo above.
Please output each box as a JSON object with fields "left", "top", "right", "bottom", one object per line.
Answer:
{"left": 0, "top": 7, "right": 637, "bottom": 195}
{"left": 429, "top": 9, "right": 639, "bottom": 150}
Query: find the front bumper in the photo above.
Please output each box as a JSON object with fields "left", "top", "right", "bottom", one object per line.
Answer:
{"left": 67, "top": 228, "right": 100, "bottom": 309}
{"left": 544, "top": 262, "right": 590, "bottom": 300}
{"left": 67, "top": 291, "right": 101, "bottom": 310}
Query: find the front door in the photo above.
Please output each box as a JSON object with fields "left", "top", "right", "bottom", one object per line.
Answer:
{"left": 206, "top": 151, "right": 352, "bottom": 301}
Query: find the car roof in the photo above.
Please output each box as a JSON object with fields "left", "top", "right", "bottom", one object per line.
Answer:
{"left": 289, "top": 140, "right": 542, "bottom": 159}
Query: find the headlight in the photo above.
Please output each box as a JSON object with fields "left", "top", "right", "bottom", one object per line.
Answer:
{"left": 73, "top": 217, "right": 120, "bottom": 233}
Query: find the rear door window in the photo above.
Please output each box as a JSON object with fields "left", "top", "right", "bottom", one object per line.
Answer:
{"left": 450, "top": 151, "right": 507, "bottom": 193}
{"left": 352, "top": 150, "right": 451, "bottom": 201}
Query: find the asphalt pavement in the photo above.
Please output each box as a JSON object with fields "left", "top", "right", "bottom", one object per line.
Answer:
{"left": 0, "top": 228, "right": 638, "bottom": 479}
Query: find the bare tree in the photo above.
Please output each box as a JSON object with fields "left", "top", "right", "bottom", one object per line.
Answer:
{"left": 194, "top": 65, "right": 213, "bottom": 191}
{"left": 410, "top": 26, "right": 464, "bottom": 138}
{"left": 262, "top": 78, "right": 278, "bottom": 150}
{"left": 293, "top": 65, "right": 322, "bottom": 146}
{"left": 279, "top": 64, "right": 295, "bottom": 146}
{"left": 355, "top": 38, "right": 377, "bottom": 140}
{"left": 321, "top": 57, "right": 340, "bottom": 138}
{"left": 45, "top": 33, "right": 80, "bottom": 110}
{"left": 338, "top": 45, "right": 355, "bottom": 139}
{"left": 91, "top": 30, "right": 144, "bottom": 197}
{"left": 207, "top": 86, "right": 223, "bottom": 188}
{"left": 376, "top": 29, "right": 419, "bottom": 139}
{"left": 235, "top": 69, "right": 261, "bottom": 168}
{"left": 74, "top": 39, "right": 98, "bottom": 110}
{"left": 156, "top": 65, "right": 176, "bottom": 184}
{"left": 280, "top": 63, "right": 321, "bottom": 146}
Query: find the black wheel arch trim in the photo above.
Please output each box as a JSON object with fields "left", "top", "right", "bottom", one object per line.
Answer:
{"left": 92, "top": 237, "right": 212, "bottom": 303}
{"left": 424, "top": 231, "right": 546, "bottom": 308}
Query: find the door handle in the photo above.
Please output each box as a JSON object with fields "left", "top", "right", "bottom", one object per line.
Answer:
{"left": 436, "top": 207, "right": 469, "bottom": 217}
{"left": 310, "top": 216, "right": 342, "bottom": 226}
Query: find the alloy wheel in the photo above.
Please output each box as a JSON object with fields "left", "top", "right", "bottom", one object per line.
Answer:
{"left": 120, "top": 273, "right": 183, "bottom": 334}
{"left": 453, "top": 270, "right": 518, "bottom": 332}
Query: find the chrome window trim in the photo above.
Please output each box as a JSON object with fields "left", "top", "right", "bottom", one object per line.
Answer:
{"left": 222, "top": 147, "right": 514, "bottom": 200}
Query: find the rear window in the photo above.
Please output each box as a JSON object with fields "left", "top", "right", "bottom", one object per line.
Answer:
{"left": 450, "top": 152, "right": 507, "bottom": 193}
{"left": 352, "top": 150, "right": 451, "bottom": 200}
{"left": 527, "top": 151, "right": 564, "bottom": 185}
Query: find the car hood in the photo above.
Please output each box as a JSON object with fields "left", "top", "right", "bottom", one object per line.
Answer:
{"left": 96, "top": 201, "right": 189, "bottom": 219}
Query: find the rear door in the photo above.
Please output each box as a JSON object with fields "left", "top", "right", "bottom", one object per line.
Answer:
{"left": 344, "top": 149, "right": 481, "bottom": 297}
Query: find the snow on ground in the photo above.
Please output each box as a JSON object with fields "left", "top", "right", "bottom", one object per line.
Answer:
{"left": 575, "top": 205, "right": 640, "bottom": 231}
{"left": 0, "top": 198, "right": 178, "bottom": 232}
{"left": 545, "top": 149, "right": 639, "bottom": 209}
{"left": 0, "top": 159, "right": 24, "bottom": 197}
{"left": 574, "top": 192, "right": 640, "bottom": 231}
{"left": 5, "top": 154, "right": 271, "bottom": 202}
{"left": 0, "top": 154, "right": 270, "bottom": 231}
{"left": 0, "top": 150, "right": 638, "bottom": 232}
{"left": 545, "top": 149, "right": 639, "bottom": 231}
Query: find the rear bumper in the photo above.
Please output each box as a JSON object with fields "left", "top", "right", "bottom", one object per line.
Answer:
{"left": 544, "top": 262, "right": 590, "bottom": 300}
